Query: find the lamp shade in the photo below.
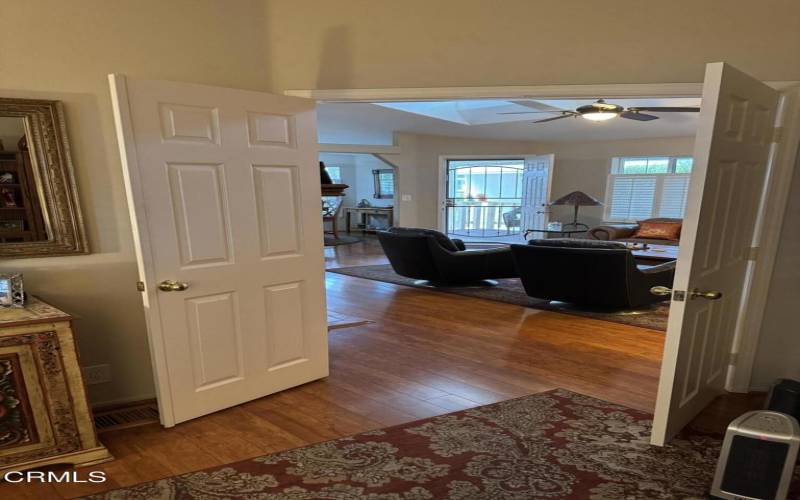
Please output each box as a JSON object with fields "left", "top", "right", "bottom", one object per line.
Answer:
{"left": 549, "top": 191, "right": 603, "bottom": 207}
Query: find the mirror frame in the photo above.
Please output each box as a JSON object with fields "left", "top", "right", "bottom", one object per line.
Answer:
{"left": 0, "top": 98, "right": 88, "bottom": 257}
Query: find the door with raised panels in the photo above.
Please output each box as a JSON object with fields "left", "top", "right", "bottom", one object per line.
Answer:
{"left": 109, "top": 75, "right": 328, "bottom": 426}
{"left": 651, "top": 63, "right": 779, "bottom": 445}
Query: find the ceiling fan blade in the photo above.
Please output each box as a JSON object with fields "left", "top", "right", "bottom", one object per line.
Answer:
{"left": 627, "top": 106, "right": 701, "bottom": 113}
{"left": 508, "top": 100, "right": 566, "bottom": 113}
{"left": 497, "top": 110, "right": 568, "bottom": 115}
{"left": 620, "top": 111, "right": 659, "bottom": 121}
{"left": 532, "top": 114, "right": 575, "bottom": 124}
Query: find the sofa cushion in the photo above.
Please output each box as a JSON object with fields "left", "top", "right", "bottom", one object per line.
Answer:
{"left": 528, "top": 238, "right": 627, "bottom": 249}
{"left": 633, "top": 220, "right": 682, "bottom": 241}
{"left": 388, "top": 227, "right": 460, "bottom": 252}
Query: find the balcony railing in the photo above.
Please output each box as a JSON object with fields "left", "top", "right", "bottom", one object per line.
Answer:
{"left": 446, "top": 201, "right": 521, "bottom": 238}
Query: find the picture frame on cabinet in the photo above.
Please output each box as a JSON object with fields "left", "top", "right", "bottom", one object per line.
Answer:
{"left": 0, "top": 273, "right": 24, "bottom": 307}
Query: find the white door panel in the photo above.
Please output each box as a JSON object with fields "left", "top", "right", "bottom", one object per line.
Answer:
{"left": 651, "top": 63, "right": 778, "bottom": 445}
{"left": 110, "top": 76, "right": 328, "bottom": 425}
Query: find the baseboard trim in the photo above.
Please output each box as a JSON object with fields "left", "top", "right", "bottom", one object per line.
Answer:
{"left": 90, "top": 393, "right": 157, "bottom": 409}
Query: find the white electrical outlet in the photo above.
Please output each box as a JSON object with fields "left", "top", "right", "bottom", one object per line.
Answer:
{"left": 82, "top": 364, "right": 112, "bottom": 385}
{"left": 401, "top": 194, "right": 412, "bottom": 201}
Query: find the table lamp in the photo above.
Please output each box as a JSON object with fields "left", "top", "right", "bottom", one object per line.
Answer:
{"left": 549, "top": 191, "right": 603, "bottom": 229}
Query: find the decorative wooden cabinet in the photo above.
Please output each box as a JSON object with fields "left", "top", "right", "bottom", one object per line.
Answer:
{"left": 0, "top": 297, "right": 112, "bottom": 473}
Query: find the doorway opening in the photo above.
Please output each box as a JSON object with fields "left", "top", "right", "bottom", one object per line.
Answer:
{"left": 320, "top": 151, "right": 397, "bottom": 242}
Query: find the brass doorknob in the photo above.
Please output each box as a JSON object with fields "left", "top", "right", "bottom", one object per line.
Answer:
{"left": 158, "top": 280, "right": 189, "bottom": 292}
{"left": 649, "top": 286, "right": 721, "bottom": 301}
{"left": 650, "top": 286, "right": 672, "bottom": 297}
{"left": 690, "top": 288, "right": 722, "bottom": 300}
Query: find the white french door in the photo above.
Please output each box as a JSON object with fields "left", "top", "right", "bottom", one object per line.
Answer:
{"left": 109, "top": 75, "right": 328, "bottom": 426}
{"left": 520, "top": 154, "right": 554, "bottom": 231}
{"left": 651, "top": 63, "right": 780, "bottom": 445}
{"left": 442, "top": 155, "right": 551, "bottom": 240}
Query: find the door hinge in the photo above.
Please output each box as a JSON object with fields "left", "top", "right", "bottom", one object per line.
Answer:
{"left": 747, "top": 246, "right": 759, "bottom": 261}
{"left": 772, "top": 126, "right": 783, "bottom": 144}
{"left": 672, "top": 290, "right": 686, "bottom": 302}
{"left": 136, "top": 281, "right": 145, "bottom": 292}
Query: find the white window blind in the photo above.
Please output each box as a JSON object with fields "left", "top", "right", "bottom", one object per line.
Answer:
{"left": 605, "top": 157, "right": 693, "bottom": 221}
{"left": 658, "top": 175, "right": 691, "bottom": 218}
{"left": 607, "top": 176, "right": 657, "bottom": 221}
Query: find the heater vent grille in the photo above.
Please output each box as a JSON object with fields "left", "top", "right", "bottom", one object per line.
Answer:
{"left": 94, "top": 401, "right": 159, "bottom": 432}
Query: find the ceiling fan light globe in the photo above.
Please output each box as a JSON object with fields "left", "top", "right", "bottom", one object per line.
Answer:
{"left": 582, "top": 111, "right": 618, "bottom": 122}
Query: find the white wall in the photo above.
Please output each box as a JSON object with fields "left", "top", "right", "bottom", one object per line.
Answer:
{"left": 541, "top": 137, "right": 696, "bottom": 228}
{"left": 388, "top": 133, "right": 541, "bottom": 229}
{"left": 264, "top": 0, "right": 800, "bottom": 91}
{"left": 0, "top": 0, "right": 270, "bottom": 405}
{"left": 382, "top": 133, "right": 696, "bottom": 231}
{"left": 750, "top": 151, "right": 800, "bottom": 389}
{"left": 353, "top": 159, "right": 394, "bottom": 209}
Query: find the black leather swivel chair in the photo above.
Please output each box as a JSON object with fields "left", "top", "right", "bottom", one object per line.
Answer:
{"left": 377, "top": 227, "right": 517, "bottom": 285}
{"left": 510, "top": 239, "right": 675, "bottom": 308}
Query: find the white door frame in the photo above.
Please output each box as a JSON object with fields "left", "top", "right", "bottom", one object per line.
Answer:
{"left": 285, "top": 82, "right": 798, "bottom": 102}
{"left": 109, "top": 74, "right": 176, "bottom": 423}
{"left": 437, "top": 154, "right": 546, "bottom": 235}
{"left": 288, "top": 80, "right": 800, "bottom": 394}
{"left": 728, "top": 85, "right": 800, "bottom": 391}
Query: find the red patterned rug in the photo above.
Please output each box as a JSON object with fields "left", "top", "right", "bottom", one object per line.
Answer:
{"left": 85, "top": 389, "right": 798, "bottom": 499}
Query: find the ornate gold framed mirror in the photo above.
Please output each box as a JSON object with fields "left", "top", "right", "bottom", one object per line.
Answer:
{"left": 0, "top": 98, "right": 88, "bottom": 257}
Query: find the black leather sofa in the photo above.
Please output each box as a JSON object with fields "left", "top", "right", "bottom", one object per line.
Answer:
{"left": 377, "top": 227, "right": 518, "bottom": 285}
{"left": 510, "top": 239, "right": 675, "bottom": 308}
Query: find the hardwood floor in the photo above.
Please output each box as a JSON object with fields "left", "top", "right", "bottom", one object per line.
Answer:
{"left": 3, "top": 237, "right": 754, "bottom": 498}
{"left": 324, "top": 233, "right": 388, "bottom": 269}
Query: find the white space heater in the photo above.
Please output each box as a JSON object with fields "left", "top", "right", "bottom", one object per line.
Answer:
{"left": 711, "top": 410, "right": 799, "bottom": 499}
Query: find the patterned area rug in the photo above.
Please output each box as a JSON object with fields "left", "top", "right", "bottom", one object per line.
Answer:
{"left": 84, "top": 389, "right": 795, "bottom": 500}
{"left": 329, "top": 264, "right": 669, "bottom": 331}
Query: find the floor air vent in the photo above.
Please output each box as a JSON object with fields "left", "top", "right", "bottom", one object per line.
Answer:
{"left": 94, "top": 401, "right": 160, "bottom": 432}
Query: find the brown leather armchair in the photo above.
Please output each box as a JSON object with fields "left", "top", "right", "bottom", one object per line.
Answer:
{"left": 586, "top": 218, "right": 682, "bottom": 246}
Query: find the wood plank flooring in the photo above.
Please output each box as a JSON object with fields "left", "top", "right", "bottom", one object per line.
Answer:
{"left": 3, "top": 237, "right": 752, "bottom": 498}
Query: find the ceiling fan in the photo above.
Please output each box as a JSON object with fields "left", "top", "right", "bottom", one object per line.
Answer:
{"left": 500, "top": 99, "right": 700, "bottom": 123}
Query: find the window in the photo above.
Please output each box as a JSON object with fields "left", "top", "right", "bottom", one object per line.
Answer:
{"left": 373, "top": 169, "right": 395, "bottom": 198}
{"left": 605, "top": 156, "right": 693, "bottom": 222}
{"left": 325, "top": 165, "right": 342, "bottom": 184}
